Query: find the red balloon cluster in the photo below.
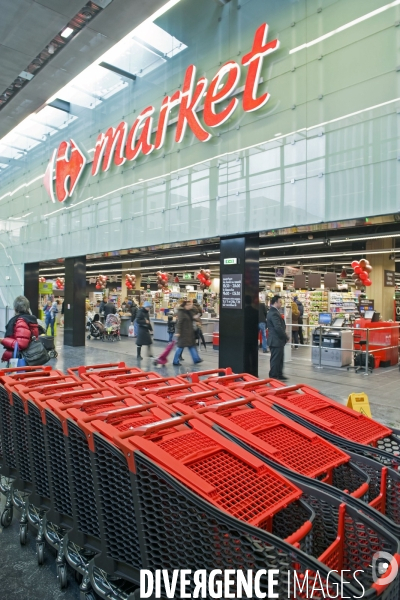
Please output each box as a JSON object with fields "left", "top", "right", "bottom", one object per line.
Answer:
{"left": 197, "top": 269, "right": 211, "bottom": 290}
{"left": 156, "top": 271, "right": 169, "bottom": 291}
{"left": 125, "top": 273, "right": 136, "bottom": 290}
{"left": 55, "top": 277, "right": 64, "bottom": 290}
{"left": 95, "top": 274, "right": 107, "bottom": 290}
{"left": 39, "top": 277, "right": 46, "bottom": 283}
{"left": 351, "top": 259, "right": 372, "bottom": 287}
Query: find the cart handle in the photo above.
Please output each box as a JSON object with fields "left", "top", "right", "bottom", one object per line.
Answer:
{"left": 228, "top": 378, "right": 275, "bottom": 390}
{"left": 189, "top": 368, "right": 233, "bottom": 382}
{"left": 76, "top": 362, "right": 126, "bottom": 374}
{"left": 56, "top": 394, "right": 136, "bottom": 412}
{"left": 118, "top": 414, "right": 192, "bottom": 439}
{"left": 256, "top": 384, "right": 303, "bottom": 396}
{"left": 172, "top": 388, "right": 238, "bottom": 403}
{"left": 134, "top": 382, "right": 204, "bottom": 396}
{"left": 0, "top": 366, "right": 53, "bottom": 376}
{"left": 127, "top": 377, "right": 179, "bottom": 388}
{"left": 34, "top": 384, "right": 98, "bottom": 398}
{"left": 195, "top": 395, "right": 257, "bottom": 413}
{"left": 79, "top": 401, "right": 158, "bottom": 423}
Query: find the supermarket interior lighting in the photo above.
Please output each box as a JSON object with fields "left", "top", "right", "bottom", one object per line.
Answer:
{"left": 60, "top": 26, "right": 74, "bottom": 39}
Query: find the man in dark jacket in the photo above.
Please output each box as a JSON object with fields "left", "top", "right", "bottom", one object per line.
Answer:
{"left": 267, "top": 295, "right": 288, "bottom": 381}
{"left": 136, "top": 302, "right": 153, "bottom": 359}
{"left": 258, "top": 301, "right": 268, "bottom": 353}
{"left": 103, "top": 299, "right": 116, "bottom": 318}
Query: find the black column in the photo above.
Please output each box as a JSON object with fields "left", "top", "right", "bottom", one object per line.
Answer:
{"left": 24, "top": 262, "right": 39, "bottom": 316}
{"left": 219, "top": 234, "right": 259, "bottom": 376}
{"left": 64, "top": 256, "right": 86, "bottom": 347}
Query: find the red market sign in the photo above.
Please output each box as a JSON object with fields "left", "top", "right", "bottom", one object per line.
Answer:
{"left": 44, "top": 23, "right": 279, "bottom": 203}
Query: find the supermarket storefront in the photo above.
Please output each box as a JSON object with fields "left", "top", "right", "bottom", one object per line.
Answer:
{"left": 0, "top": 0, "right": 399, "bottom": 358}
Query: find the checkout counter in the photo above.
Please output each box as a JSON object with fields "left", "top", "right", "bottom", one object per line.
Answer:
{"left": 311, "top": 315, "right": 353, "bottom": 367}
{"left": 151, "top": 316, "right": 219, "bottom": 342}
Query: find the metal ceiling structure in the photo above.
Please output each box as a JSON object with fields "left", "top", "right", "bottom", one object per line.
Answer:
{"left": 0, "top": 0, "right": 168, "bottom": 139}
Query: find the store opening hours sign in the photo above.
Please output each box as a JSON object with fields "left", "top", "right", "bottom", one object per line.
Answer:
{"left": 44, "top": 23, "right": 279, "bottom": 203}
{"left": 222, "top": 274, "right": 242, "bottom": 309}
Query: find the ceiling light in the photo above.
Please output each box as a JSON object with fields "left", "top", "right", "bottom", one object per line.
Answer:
{"left": 48, "top": 44, "right": 55, "bottom": 55}
{"left": 61, "top": 27, "right": 74, "bottom": 39}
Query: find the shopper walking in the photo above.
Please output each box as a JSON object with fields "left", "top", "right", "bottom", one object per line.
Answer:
{"left": 294, "top": 295, "right": 304, "bottom": 345}
{"left": 192, "top": 299, "right": 207, "bottom": 350}
{"left": 44, "top": 300, "right": 55, "bottom": 336}
{"left": 267, "top": 295, "right": 289, "bottom": 381}
{"left": 136, "top": 301, "right": 153, "bottom": 359}
{"left": 1, "top": 296, "right": 40, "bottom": 363}
{"left": 258, "top": 300, "right": 268, "bottom": 353}
{"left": 173, "top": 300, "right": 203, "bottom": 366}
{"left": 291, "top": 299, "right": 300, "bottom": 348}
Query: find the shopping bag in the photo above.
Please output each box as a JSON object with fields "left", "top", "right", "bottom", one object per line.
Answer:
{"left": 11, "top": 343, "right": 27, "bottom": 367}
{"left": 128, "top": 324, "right": 135, "bottom": 337}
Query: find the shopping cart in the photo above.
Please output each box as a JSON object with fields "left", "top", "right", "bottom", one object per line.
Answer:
{"left": 247, "top": 383, "right": 400, "bottom": 465}
{"left": 105, "top": 412, "right": 400, "bottom": 600}
{"left": 73, "top": 401, "right": 173, "bottom": 597}
{"left": 0, "top": 368, "right": 71, "bottom": 537}
{"left": 43, "top": 389, "right": 148, "bottom": 593}
{"left": 16, "top": 380, "right": 108, "bottom": 584}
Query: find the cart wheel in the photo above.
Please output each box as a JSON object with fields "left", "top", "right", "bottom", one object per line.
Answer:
{"left": 74, "top": 570, "right": 83, "bottom": 584}
{"left": 57, "top": 564, "right": 68, "bottom": 589}
{"left": 80, "top": 592, "right": 96, "bottom": 600}
{"left": 54, "top": 351, "right": 58, "bottom": 358}
{"left": 87, "top": 335, "right": 91, "bottom": 340}
{"left": 1, "top": 507, "right": 13, "bottom": 528}
{"left": 19, "top": 523, "right": 28, "bottom": 545}
{"left": 36, "top": 541, "right": 44, "bottom": 565}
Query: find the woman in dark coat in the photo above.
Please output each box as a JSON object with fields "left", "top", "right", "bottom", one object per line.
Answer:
{"left": 136, "top": 301, "right": 153, "bottom": 359}
{"left": 0, "top": 295, "right": 39, "bottom": 362}
{"left": 172, "top": 300, "right": 203, "bottom": 366}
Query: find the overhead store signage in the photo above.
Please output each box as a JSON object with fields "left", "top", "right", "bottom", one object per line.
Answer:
{"left": 44, "top": 23, "right": 279, "bottom": 203}
{"left": 384, "top": 270, "right": 396, "bottom": 287}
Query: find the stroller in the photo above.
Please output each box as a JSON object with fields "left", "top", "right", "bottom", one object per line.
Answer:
{"left": 87, "top": 313, "right": 105, "bottom": 341}
{"left": 37, "top": 322, "right": 58, "bottom": 358}
{"left": 105, "top": 313, "right": 121, "bottom": 342}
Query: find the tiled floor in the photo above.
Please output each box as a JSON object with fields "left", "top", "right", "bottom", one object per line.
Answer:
{"left": 1, "top": 331, "right": 399, "bottom": 600}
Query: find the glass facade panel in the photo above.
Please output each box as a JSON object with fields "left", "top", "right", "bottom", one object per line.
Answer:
{"left": 0, "top": 0, "right": 399, "bottom": 305}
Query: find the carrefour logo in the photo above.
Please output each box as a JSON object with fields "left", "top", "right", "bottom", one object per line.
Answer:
{"left": 44, "top": 23, "right": 279, "bottom": 203}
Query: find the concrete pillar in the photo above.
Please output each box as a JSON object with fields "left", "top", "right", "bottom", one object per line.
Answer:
{"left": 366, "top": 238, "right": 394, "bottom": 320}
{"left": 24, "top": 262, "right": 39, "bottom": 316}
{"left": 219, "top": 234, "right": 259, "bottom": 376}
{"left": 64, "top": 256, "right": 86, "bottom": 346}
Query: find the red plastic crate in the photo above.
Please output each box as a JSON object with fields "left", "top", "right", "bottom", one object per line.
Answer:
{"left": 253, "top": 384, "right": 393, "bottom": 447}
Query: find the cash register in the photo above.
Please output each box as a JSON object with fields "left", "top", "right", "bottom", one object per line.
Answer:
{"left": 312, "top": 313, "right": 353, "bottom": 367}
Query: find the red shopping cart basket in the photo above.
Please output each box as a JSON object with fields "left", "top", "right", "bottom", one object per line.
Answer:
{"left": 106, "top": 374, "right": 187, "bottom": 395}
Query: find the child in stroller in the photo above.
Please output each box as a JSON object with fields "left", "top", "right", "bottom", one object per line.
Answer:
{"left": 105, "top": 313, "right": 121, "bottom": 341}
{"left": 87, "top": 313, "right": 105, "bottom": 340}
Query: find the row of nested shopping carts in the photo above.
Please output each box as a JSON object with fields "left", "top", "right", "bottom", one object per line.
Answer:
{"left": 1, "top": 363, "right": 400, "bottom": 600}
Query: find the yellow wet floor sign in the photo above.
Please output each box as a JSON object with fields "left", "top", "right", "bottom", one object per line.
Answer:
{"left": 347, "top": 393, "right": 371, "bottom": 418}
